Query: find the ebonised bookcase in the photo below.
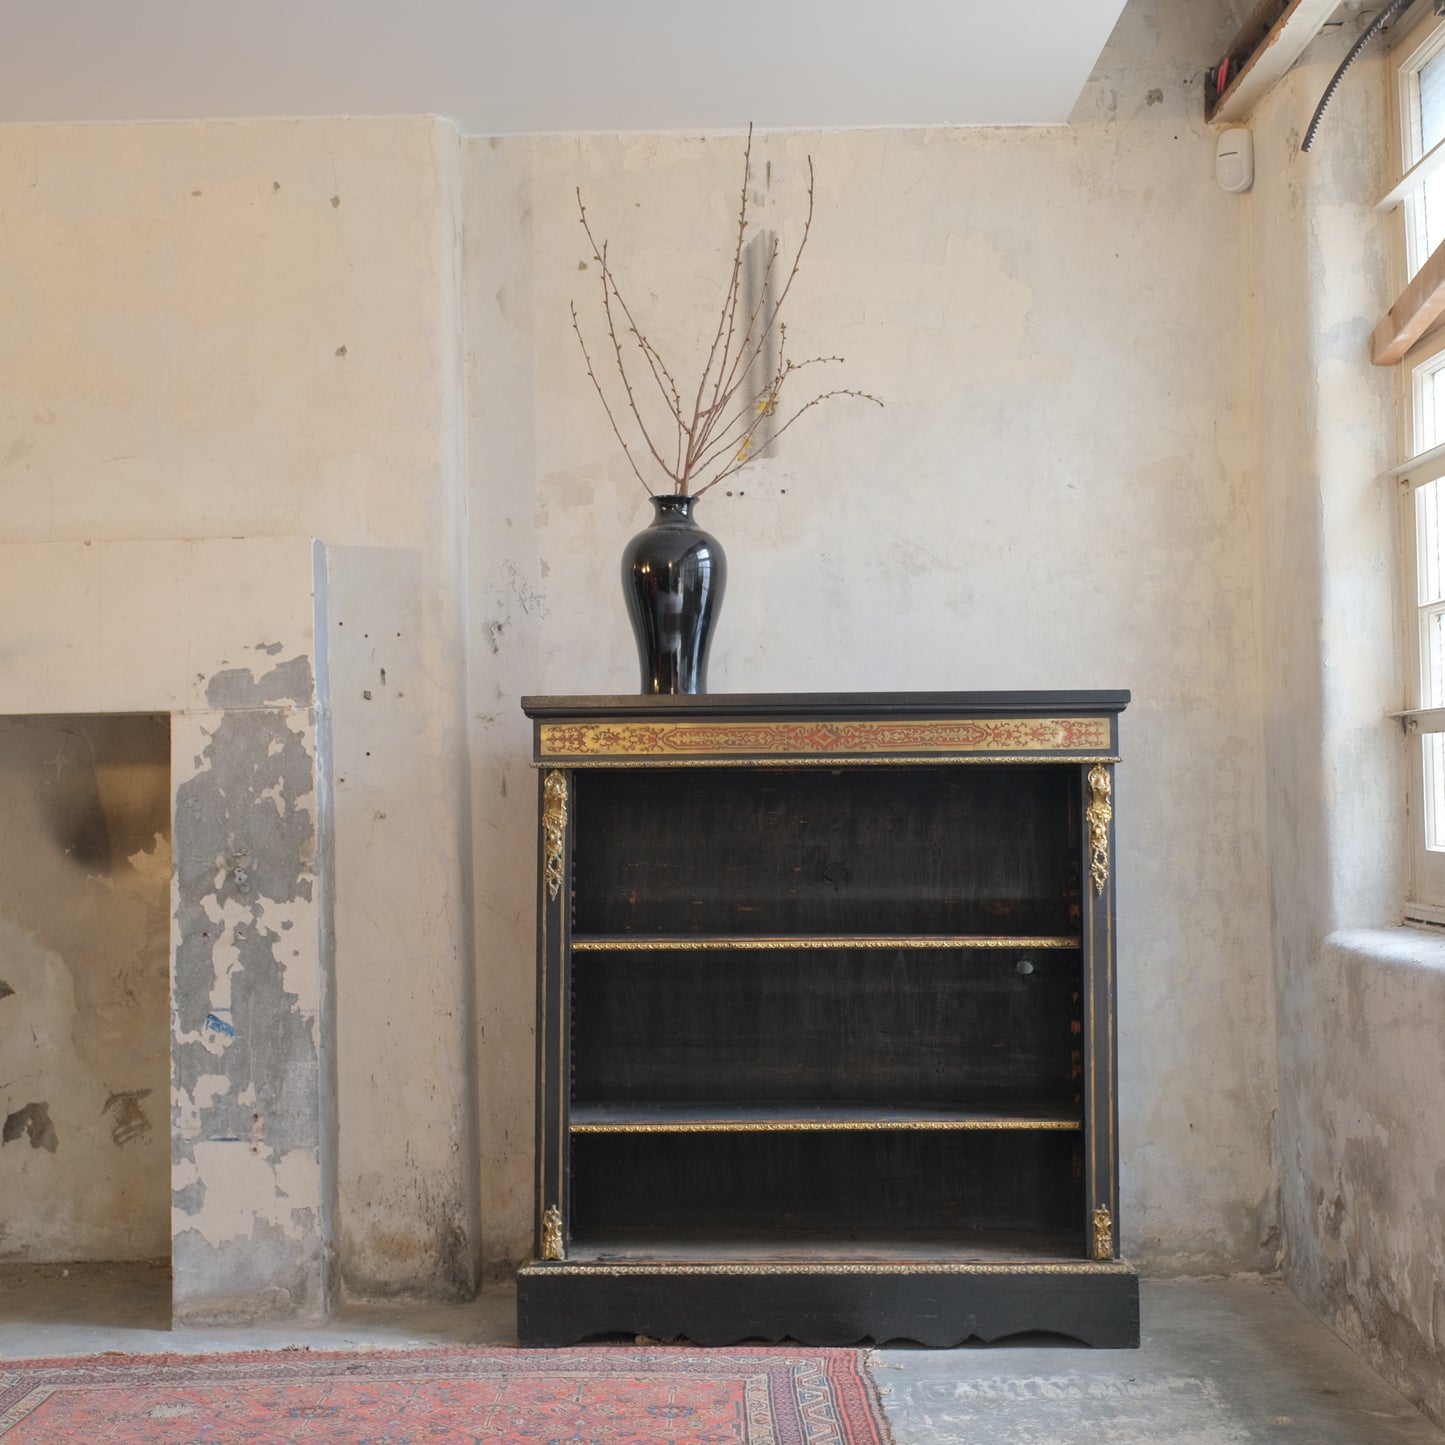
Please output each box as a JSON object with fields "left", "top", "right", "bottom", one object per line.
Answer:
{"left": 517, "top": 691, "right": 1138, "bottom": 1347}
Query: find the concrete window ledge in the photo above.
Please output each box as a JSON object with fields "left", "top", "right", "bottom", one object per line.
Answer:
{"left": 1327, "top": 923, "right": 1445, "bottom": 976}
{"left": 1283, "top": 927, "right": 1445, "bottom": 1429}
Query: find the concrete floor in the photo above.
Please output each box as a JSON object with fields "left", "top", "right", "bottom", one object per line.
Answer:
{"left": 0, "top": 1267, "right": 1440, "bottom": 1443}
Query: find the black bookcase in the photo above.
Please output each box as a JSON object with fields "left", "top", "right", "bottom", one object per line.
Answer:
{"left": 517, "top": 692, "right": 1138, "bottom": 1347}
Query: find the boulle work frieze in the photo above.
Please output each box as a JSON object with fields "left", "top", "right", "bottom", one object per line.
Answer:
{"left": 539, "top": 716, "right": 1112, "bottom": 760}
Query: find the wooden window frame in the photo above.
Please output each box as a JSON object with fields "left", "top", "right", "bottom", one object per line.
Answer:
{"left": 1388, "top": 5, "right": 1445, "bottom": 918}
{"left": 1375, "top": 11, "right": 1445, "bottom": 363}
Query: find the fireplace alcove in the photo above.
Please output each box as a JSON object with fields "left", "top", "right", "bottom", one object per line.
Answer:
{"left": 0, "top": 538, "right": 336, "bottom": 1324}
{"left": 0, "top": 712, "right": 172, "bottom": 1273}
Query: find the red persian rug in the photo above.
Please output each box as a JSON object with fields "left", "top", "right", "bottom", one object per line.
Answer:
{"left": 0, "top": 1345, "right": 893, "bottom": 1444}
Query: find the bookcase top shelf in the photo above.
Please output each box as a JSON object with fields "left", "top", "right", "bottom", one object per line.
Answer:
{"left": 523, "top": 690, "right": 1131, "bottom": 719}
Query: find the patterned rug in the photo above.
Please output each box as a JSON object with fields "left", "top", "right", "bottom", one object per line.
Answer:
{"left": 0, "top": 1345, "right": 893, "bottom": 1443}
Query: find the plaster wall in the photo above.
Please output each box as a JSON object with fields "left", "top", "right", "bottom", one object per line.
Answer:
{"left": 0, "top": 713, "right": 171, "bottom": 1262}
{"left": 465, "top": 141, "right": 546, "bottom": 1280}
{"left": 1250, "top": 35, "right": 1444, "bottom": 1426}
{"left": 1249, "top": 33, "right": 1402, "bottom": 941}
{"left": 0, "top": 119, "right": 477, "bottom": 1303}
{"left": 6, "top": 0, "right": 1423, "bottom": 1336}
{"left": 464, "top": 0, "right": 1282, "bottom": 1275}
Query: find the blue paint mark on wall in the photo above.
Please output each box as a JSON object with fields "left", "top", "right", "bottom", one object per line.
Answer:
{"left": 204, "top": 1013, "right": 236, "bottom": 1038}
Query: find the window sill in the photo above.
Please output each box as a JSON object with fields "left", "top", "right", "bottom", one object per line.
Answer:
{"left": 1402, "top": 897, "right": 1445, "bottom": 927}
{"left": 1327, "top": 924, "right": 1445, "bottom": 978}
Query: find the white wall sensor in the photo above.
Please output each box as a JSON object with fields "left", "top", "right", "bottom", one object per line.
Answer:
{"left": 1216, "top": 128, "right": 1254, "bottom": 193}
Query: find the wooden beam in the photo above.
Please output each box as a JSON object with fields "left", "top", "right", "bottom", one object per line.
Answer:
{"left": 1373, "top": 235, "right": 1445, "bottom": 365}
{"left": 1206, "top": 0, "right": 1340, "bottom": 125}
{"left": 1229, "top": 0, "right": 1296, "bottom": 68}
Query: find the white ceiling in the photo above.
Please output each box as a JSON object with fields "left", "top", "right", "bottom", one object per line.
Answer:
{"left": 0, "top": 1, "right": 1132, "bottom": 134}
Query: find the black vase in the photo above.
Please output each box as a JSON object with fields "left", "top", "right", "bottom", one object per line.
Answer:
{"left": 621, "top": 494, "right": 726, "bottom": 695}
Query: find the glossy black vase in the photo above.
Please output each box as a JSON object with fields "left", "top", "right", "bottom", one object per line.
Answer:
{"left": 622, "top": 494, "right": 726, "bottom": 695}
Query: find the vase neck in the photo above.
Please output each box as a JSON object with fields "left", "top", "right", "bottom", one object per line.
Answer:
{"left": 650, "top": 494, "right": 696, "bottom": 522}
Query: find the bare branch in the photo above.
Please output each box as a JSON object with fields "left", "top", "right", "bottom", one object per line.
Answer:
{"left": 682, "top": 124, "right": 757, "bottom": 485}
{"left": 625, "top": 321, "right": 687, "bottom": 476}
{"left": 591, "top": 238, "right": 677, "bottom": 484}
{"left": 692, "top": 388, "right": 883, "bottom": 498}
{"left": 692, "top": 350, "right": 853, "bottom": 479}
{"left": 718, "top": 154, "right": 815, "bottom": 413}
{"left": 570, "top": 302, "right": 653, "bottom": 497}
{"left": 577, "top": 192, "right": 686, "bottom": 489}
{"left": 579, "top": 189, "right": 687, "bottom": 437}
{"left": 701, "top": 134, "right": 771, "bottom": 431}
{"left": 690, "top": 232, "right": 782, "bottom": 454}
{"left": 690, "top": 359, "right": 796, "bottom": 479}
{"left": 571, "top": 132, "right": 880, "bottom": 501}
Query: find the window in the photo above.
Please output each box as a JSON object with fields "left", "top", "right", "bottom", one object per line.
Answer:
{"left": 1401, "top": 344, "right": 1445, "bottom": 910}
{"left": 1390, "top": 10, "right": 1445, "bottom": 917}
{"left": 1403, "top": 25, "right": 1445, "bottom": 275}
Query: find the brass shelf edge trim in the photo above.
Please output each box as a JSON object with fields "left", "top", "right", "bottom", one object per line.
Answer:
{"left": 570, "top": 1119, "right": 1084, "bottom": 1134}
{"left": 532, "top": 754, "right": 1123, "bottom": 770}
{"left": 571, "top": 935, "right": 1082, "bottom": 952}
{"left": 520, "top": 1260, "right": 1137, "bottom": 1277}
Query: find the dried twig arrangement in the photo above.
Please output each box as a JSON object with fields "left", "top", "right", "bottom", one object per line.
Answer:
{"left": 571, "top": 126, "right": 881, "bottom": 499}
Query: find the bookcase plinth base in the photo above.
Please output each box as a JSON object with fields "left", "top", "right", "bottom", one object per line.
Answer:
{"left": 516, "top": 1260, "right": 1141, "bottom": 1349}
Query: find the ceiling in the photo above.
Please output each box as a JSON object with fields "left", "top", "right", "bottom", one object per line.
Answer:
{"left": 0, "top": 1, "right": 1133, "bottom": 135}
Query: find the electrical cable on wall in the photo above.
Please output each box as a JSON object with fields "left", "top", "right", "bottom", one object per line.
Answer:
{"left": 1302, "top": 0, "right": 1422, "bottom": 152}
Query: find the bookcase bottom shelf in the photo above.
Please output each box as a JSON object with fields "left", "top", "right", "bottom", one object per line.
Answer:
{"left": 516, "top": 1258, "right": 1140, "bottom": 1348}
{"left": 568, "top": 1227, "right": 1085, "bottom": 1264}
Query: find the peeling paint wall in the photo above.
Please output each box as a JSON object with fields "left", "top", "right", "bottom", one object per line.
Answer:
{"left": 0, "top": 538, "right": 338, "bottom": 1322}
{"left": 0, "top": 714, "right": 171, "bottom": 1262}
{"left": 464, "top": 0, "right": 1283, "bottom": 1277}
{"left": 1250, "top": 31, "right": 1444, "bottom": 1428}
{"left": 170, "top": 667, "right": 327, "bottom": 1324}
{"left": 0, "top": 116, "right": 477, "bottom": 1305}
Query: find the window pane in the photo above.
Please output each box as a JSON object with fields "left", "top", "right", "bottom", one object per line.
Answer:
{"left": 1417, "top": 362, "right": 1445, "bottom": 452}
{"left": 1421, "top": 47, "right": 1445, "bottom": 153}
{"left": 1424, "top": 169, "right": 1445, "bottom": 263}
{"left": 1425, "top": 733, "right": 1445, "bottom": 850}
{"left": 1421, "top": 53, "right": 1445, "bottom": 255}
{"left": 1417, "top": 480, "right": 1445, "bottom": 605}
{"left": 1404, "top": 47, "right": 1445, "bottom": 270}
{"left": 1424, "top": 607, "right": 1445, "bottom": 703}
